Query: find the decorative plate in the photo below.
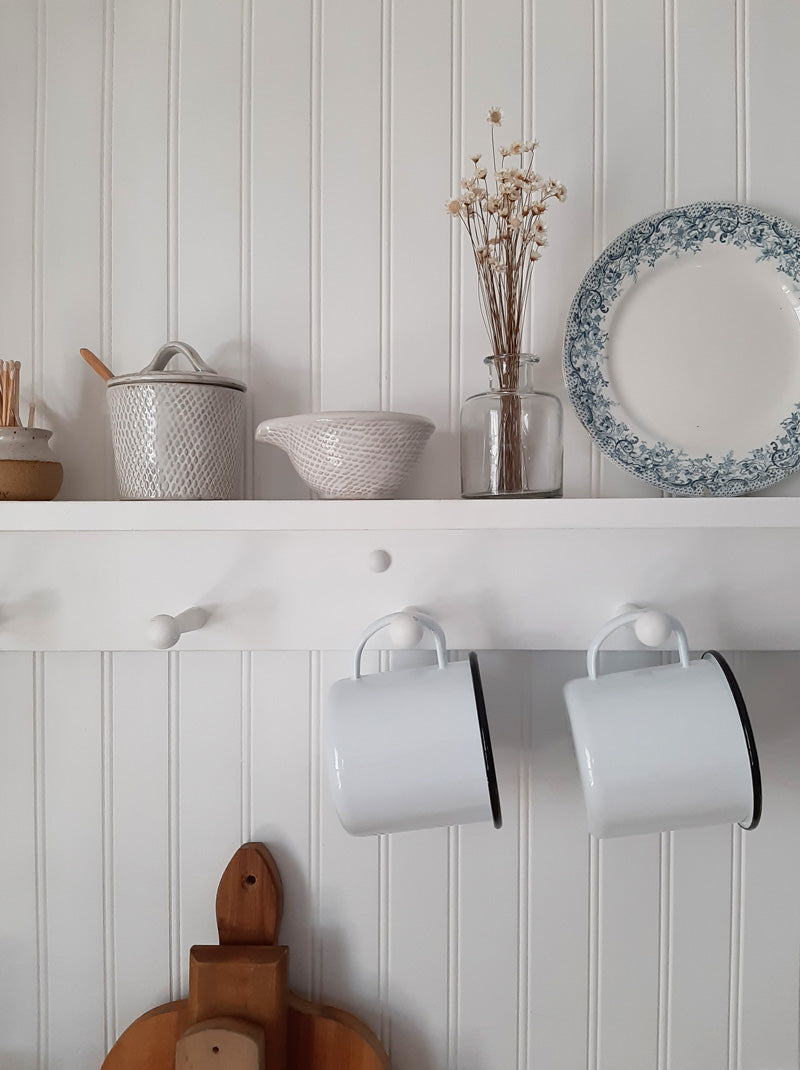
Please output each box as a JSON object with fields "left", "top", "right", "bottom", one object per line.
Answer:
{"left": 563, "top": 201, "right": 800, "bottom": 495}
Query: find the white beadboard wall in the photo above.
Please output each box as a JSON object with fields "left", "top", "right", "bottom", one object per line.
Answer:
{"left": 2, "top": 2, "right": 800, "bottom": 1070}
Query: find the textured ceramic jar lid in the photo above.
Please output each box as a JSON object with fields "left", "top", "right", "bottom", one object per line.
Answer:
{"left": 107, "top": 369, "right": 246, "bottom": 391}
{"left": 107, "top": 340, "right": 246, "bottom": 392}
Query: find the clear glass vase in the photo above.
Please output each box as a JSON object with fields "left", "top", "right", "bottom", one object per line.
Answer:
{"left": 460, "top": 354, "right": 563, "bottom": 499}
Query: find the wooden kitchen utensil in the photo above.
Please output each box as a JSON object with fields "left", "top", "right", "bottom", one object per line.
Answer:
{"left": 80, "top": 347, "right": 114, "bottom": 382}
{"left": 103, "top": 843, "right": 388, "bottom": 1070}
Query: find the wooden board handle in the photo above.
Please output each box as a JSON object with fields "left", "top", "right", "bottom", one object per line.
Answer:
{"left": 216, "top": 842, "right": 283, "bottom": 946}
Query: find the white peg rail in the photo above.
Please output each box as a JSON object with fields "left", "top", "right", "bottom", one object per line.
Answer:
{"left": 0, "top": 497, "right": 798, "bottom": 651}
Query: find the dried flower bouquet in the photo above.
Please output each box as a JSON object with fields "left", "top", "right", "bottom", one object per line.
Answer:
{"left": 448, "top": 106, "right": 565, "bottom": 494}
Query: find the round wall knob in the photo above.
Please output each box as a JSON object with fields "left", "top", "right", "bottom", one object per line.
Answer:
{"left": 148, "top": 614, "right": 182, "bottom": 650}
{"left": 368, "top": 549, "right": 392, "bottom": 573}
{"left": 388, "top": 608, "right": 424, "bottom": 649}
{"left": 147, "top": 607, "right": 209, "bottom": 649}
{"left": 616, "top": 603, "right": 674, "bottom": 648}
{"left": 634, "top": 609, "right": 673, "bottom": 648}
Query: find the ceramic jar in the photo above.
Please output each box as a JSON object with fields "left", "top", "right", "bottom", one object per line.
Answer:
{"left": 0, "top": 427, "right": 63, "bottom": 500}
{"left": 106, "top": 341, "right": 246, "bottom": 500}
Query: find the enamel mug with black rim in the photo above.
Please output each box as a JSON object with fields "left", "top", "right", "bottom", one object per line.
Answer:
{"left": 325, "top": 611, "right": 502, "bottom": 836}
{"left": 563, "top": 611, "right": 762, "bottom": 839}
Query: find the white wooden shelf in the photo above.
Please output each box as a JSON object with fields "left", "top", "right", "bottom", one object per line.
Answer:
{"left": 1, "top": 497, "right": 798, "bottom": 650}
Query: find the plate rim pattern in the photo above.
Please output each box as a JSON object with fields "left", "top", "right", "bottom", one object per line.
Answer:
{"left": 562, "top": 200, "right": 800, "bottom": 496}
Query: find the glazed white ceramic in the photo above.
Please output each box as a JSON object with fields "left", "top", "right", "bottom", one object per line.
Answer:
{"left": 324, "top": 611, "right": 501, "bottom": 835}
{"left": 563, "top": 610, "right": 761, "bottom": 838}
{"left": 564, "top": 202, "right": 800, "bottom": 495}
{"left": 255, "top": 411, "right": 435, "bottom": 499}
{"left": 107, "top": 341, "right": 245, "bottom": 500}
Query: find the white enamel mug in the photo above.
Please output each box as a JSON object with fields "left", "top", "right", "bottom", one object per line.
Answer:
{"left": 325, "top": 612, "right": 502, "bottom": 836}
{"left": 564, "top": 611, "right": 761, "bottom": 838}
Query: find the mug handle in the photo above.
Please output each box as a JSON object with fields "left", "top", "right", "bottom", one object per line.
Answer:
{"left": 587, "top": 610, "right": 690, "bottom": 679}
{"left": 352, "top": 611, "right": 448, "bottom": 680}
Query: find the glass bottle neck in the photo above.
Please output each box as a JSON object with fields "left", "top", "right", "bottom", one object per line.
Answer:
{"left": 485, "top": 354, "right": 538, "bottom": 392}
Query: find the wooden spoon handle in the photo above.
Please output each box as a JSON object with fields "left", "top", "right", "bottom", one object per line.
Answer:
{"left": 80, "top": 347, "right": 114, "bottom": 382}
{"left": 216, "top": 843, "right": 284, "bottom": 946}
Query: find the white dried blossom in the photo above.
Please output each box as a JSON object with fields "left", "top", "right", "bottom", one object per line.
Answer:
{"left": 555, "top": 183, "right": 567, "bottom": 202}
{"left": 447, "top": 106, "right": 564, "bottom": 358}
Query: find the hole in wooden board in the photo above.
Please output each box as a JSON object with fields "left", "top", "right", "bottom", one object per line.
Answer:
{"left": 244, "top": 873, "right": 257, "bottom": 885}
{"left": 212, "top": 1046, "right": 220, "bottom": 1054}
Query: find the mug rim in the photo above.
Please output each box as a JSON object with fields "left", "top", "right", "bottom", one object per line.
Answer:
{"left": 469, "top": 652, "right": 503, "bottom": 830}
{"left": 702, "top": 650, "right": 762, "bottom": 831}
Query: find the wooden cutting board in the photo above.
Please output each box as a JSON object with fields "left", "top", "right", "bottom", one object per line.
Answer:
{"left": 103, "top": 843, "right": 388, "bottom": 1070}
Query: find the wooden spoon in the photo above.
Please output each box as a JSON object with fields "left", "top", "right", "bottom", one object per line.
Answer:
{"left": 79, "top": 347, "right": 114, "bottom": 382}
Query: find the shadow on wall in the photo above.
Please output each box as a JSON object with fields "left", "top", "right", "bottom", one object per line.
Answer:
{"left": 0, "top": 1053, "right": 35, "bottom": 1070}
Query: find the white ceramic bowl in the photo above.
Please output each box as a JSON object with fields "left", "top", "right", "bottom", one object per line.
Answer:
{"left": 255, "top": 410, "right": 435, "bottom": 499}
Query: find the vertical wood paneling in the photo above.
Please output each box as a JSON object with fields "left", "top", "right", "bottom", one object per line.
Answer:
{"left": 250, "top": 0, "right": 313, "bottom": 500}
{"left": 319, "top": 2, "right": 383, "bottom": 411}
{"left": 532, "top": 0, "right": 595, "bottom": 498}
{"left": 318, "top": 651, "right": 381, "bottom": 1034}
{"left": 599, "top": 0, "right": 665, "bottom": 498}
{"left": 457, "top": 652, "right": 523, "bottom": 1068}
{"left": 250, "top": 652, "right": 313, "bottom": 994}
{"left": 43, "top": 653, "right": 105, "bottom": 1068}
{"left": 42, "top": 0, "right": 106, "bottom": 499}
{"left": 111, "top": 0, "right": 170, "bottom": 369}
{"left": 177, "top": 652, "right": 243, "bottom": 989}
{"left": 747, "top": 0, "right": 800, "bottom": 221}
{"left": 0, "top": 4, "right": 36, "bottom": 409}
{"left": 674, "top": 0, "right": 737, "bottom": 203}
{"left": 178, "top": 1, "right": 244, "bottom": 392}
{"left": 527, "top": 652, "right": 590, "bottom": 1070}
{"left": 0, "top": 655, "right": 38, "bottom": 1069}
{"left": 667, "top": 826, "right": 733, "bottom": 1070}
{"left": 736, "top": 653, "right": 800, "bottom": 1069}
{"left": 389, "top": 0, "right": 456, "bottom": 498}
{"left": 111, "top": 653, "right": 170, "bottom": 1037}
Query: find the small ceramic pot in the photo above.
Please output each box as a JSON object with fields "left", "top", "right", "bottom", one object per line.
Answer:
{"left": 0, "top": 427, "right": 63, "bottom": 501}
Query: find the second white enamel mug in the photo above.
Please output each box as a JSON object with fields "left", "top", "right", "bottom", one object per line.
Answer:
{"left": 325, "top": 611, "right": 502, "bottom": 836}
{"left": 564, "top": 611, "right": 762, "bottom": 838}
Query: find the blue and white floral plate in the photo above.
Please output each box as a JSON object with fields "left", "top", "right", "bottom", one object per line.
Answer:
{"left": 563, "top": 201, "right": 800, "bottom": 495}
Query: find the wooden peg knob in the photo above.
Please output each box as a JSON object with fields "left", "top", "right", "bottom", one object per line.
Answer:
{"left": 388, "top": 608, "right": 424, "bottom": 649}
{"left": 147, "top": 607, "right": 209, "bottom": 649}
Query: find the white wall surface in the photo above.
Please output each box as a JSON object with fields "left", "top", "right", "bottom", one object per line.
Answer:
{"left": 1, "top": 2, "right": 800, "bottom": 1069}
